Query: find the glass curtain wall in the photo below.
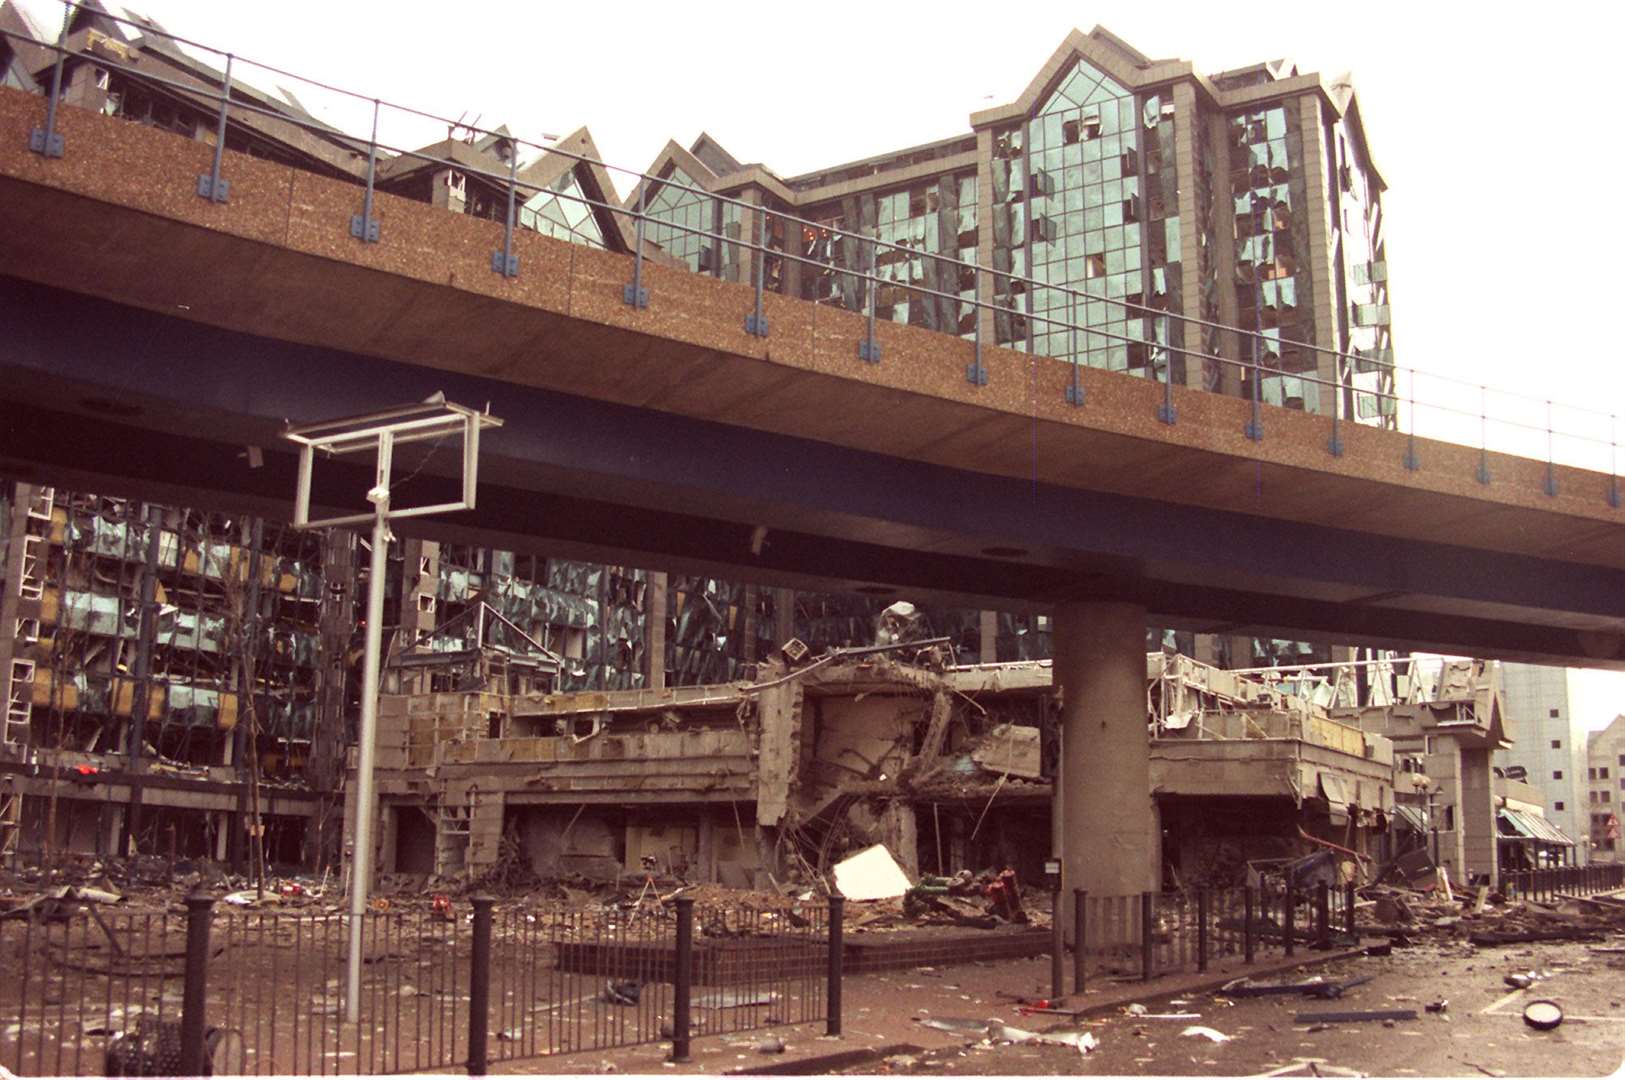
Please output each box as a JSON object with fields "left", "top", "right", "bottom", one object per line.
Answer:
{"left": 644, "top": 165, "right": 744, "bottom": 280}
{"left": 1334, "top": 123, "right": 1396, "bottom": 427}
{"left": 518, "top": 167, "right": 608, "bottom": 249}
{"left": 1228, "top": 102, "right": 1320, "bottom": 412}
{"left": 800, "top": 173, "right": 977, "bottom": 337}
{"left": 1011, "top": 59, "right": 1183, "bottom": 381}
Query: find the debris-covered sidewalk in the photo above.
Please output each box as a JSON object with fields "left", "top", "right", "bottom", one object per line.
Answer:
{"left": 489, "top": 939, "right": 1370, "bottom": 1074}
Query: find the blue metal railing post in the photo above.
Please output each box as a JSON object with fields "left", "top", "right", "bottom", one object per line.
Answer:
{"left": 745, "top": 211, "right": 769, "bottom": 337}
{"left": 711, "top": 196, "right": 724, "bottom": 280}
{"left": 1403, "top": 368, "right": 1420, "bottom": 471}
{"left": 1611, "top": 415, "right": 1621, "bottom": 509}
{"left": 1544, "top": 400, "right": 1558, "bottom": 496}
{"left": 1477, "top": 385, "right": 1491, "bottom": 484}
{"left": 1065, "top": 290, "right": 1084, "bottom": 406}
{"left": 1328, "top": 356, "right": 1344, "bottom": 456}
{"left": 623, "top": 182, "right": 648, "bottom": 307}
{"left": 965, "top": 263, "right": 986, "bottom": 385}
{"left": 973, "top": 274, "right": 988, "bottom": 388}
{"left": 196, "top": 53, "right": 233, "bottom": 202}
{"left": 350, "top": 98, "right": 381, "bottom": 243}
{"left": 489, "top": 147, "right": 518, "bottom": 278}
{"left": 1158, "top": 345, "right": 1177, "bottom": 425}
{"left": 27, "top": 0, "right": 69, "bottom": 157}
{"left": 1244, "top": 336, "right": 1264, "bottom": 441}
{"left": 859, "top": 236, "right": 880, "bottom": 363}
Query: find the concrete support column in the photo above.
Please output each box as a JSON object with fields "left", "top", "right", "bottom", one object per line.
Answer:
{"left": 1424, "top": 746, "right": 1465, "bottom": 886}
{"left": 1459, "top": 747, "right": 1497, "bottom": 885}
{"left": 1053, "top": 601, "right": 1157, "bottom": 942}
{"left": 879, "top": 801, "right": 919, "bottom": 881}
{"left": 645, "top": 572, "right": 668, "bottom": 692}
{"left": 696, "top": 813, "right": 715, "bottom": 883}
{"left": 772, "top": 588, "right": 795, "bottom": 648}
{"left": 979, "top": 611, "right": 999, "bottom": 664}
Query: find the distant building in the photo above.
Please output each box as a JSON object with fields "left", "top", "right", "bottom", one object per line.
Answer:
{"left": 1496, "top": 664, "right": 1592, "bottom": 864}
{"left": 1588, "top": 715, "right": 1625, "bottom": 863}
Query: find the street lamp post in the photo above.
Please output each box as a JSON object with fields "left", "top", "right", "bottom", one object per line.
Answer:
{"left": 284, "top": 394, "right": 502, "bottom": 1025}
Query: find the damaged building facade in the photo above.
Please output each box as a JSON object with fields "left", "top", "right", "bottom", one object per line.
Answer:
{"left": 0, "top": 3, "right": 1418, "bottom": 886}
{"left": 357, "top": 641, "right": 1423, "bottom": 895}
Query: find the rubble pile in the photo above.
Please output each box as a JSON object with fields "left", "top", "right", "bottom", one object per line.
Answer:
{"left": 1354, "top": 882, "right": 1625, "bottom": 948}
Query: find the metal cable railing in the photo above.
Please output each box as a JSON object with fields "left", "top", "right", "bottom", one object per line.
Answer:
{"left": 4, "top": 1, "right": 1621, "bottom": 506}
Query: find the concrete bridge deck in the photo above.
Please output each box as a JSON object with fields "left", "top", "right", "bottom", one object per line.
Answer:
{"left": 0, "top": 87, "right": 1620, "bottom": 667}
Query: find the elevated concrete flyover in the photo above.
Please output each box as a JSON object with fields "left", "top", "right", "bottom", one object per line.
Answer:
{"left": 0, "top": 86, "right": 1621, "bottom": 670}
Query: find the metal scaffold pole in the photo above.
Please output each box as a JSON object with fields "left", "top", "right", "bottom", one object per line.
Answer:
{"left": 282, "top": 394, "right": 503, "bottom": 1029}
{"left": 345, "top": 466, "right": 391, "bottom": 1024}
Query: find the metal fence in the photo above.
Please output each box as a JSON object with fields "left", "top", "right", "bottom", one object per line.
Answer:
{"left": 1059, "top": 882, "right": 1358, "bottom": 995}
{"left": 2, "top": 1, "right": 1624, "bottom": 494}
{"left": 0, "top": 892, "right": 838, "bottom": 1076}
{"left": 1499, "top": 863, "right": 1625, "bottom": 903}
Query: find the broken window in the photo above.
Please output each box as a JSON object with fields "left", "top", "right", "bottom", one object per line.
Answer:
{"left": 1229, "top": 102, "right": 1321, "bottom": 413}
{"left": 1023, "top": 60, "right": 1164, "bottom": 374}
{"left": 872, "top": 172, "right": 978, "bottom": 337}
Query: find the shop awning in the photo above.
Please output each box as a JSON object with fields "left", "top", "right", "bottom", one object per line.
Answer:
{"left": 1392, "top": 803, "right": 1428, "bottom": 835}
{"left": 1497, "top": 807, "right": 1575, "bottom": 847}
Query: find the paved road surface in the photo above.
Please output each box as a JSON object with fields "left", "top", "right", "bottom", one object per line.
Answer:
{"left": 855, "top": 937, "right": 1625, "bottom": 1076}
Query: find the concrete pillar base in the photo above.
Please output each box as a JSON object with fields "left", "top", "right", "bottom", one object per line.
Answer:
{"left": 1053, "top": 601, "right": 1157, "bottom": 942}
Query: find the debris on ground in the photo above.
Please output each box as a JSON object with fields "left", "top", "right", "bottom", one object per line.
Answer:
{"left": 1181, "top": 1025, "right": 1232, "bottom": 1042}
{"left": 601, "top": 980, "right": 641, "bottom": 1006}
{"left": 915, "top": 1017, "right": 1097, "bottom": 1054}
{"left": 1219, "top": 974, "right": 1369, "bottom": 999}
{"left": 1294, "top": 1009, "right": 1418, "bottom": 1024}
{"left": 1522, "top": 1000, "right": 1563, "bottom": 1030}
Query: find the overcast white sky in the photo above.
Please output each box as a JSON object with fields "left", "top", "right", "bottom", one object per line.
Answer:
{"left": 13, "top": 0, "right": 1625, "bottom": 722}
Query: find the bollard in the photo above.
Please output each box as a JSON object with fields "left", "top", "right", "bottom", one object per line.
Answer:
{"left": 671, "top": 896, "right": 694, "bottom": 1062}
{"left": 1315, "top": 882, "right": 1330, "bottom": 950}
{"left": 1140, "top": 892, "right": 1154, "bottom": 982}
{"left": 1197, "top": 888, "right": 1209, "bottom": 974}
{"left": 1344, "top": 882, "right": 1356, "bottom": 937}
{"left": 1243, "top": 886, "right": 1255, "bottom": 965}
{"left": 179, "top": 891, "right": 215, "bottom": 1077}
{"left": 827, "top": 893, "right": 844, "bottom": 1037}
{"left": 467, "top": 894, "right": 493, "bottom": 1076}
{"left": 1050, "top": 879, "right": 1065, "bottom": 1000}
{"left": 1073, "top": 889, "right": 1087, "bottom": 993}
{"left": 1284, "top": 881, "right": 1296, "bottom": 957}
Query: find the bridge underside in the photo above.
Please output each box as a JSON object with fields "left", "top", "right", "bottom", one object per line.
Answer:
{"left": 0, "top": 275, "right": 1620, "bottom": 668}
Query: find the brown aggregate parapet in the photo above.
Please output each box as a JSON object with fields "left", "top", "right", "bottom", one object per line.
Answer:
{"left": 0, "top": 85, "right": 1618, "bottom": 573}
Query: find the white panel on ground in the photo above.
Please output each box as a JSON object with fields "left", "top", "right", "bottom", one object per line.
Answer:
{"left": 831, "top": 843, "right": 912, "bottom": 900}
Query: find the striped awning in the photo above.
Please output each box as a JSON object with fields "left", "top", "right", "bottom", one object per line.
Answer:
{"left": 1392, "top": 803, "right": 1429, "bottom": 835}
{"left": 1498, "top": 807, "right": 1575, "bottom": 847}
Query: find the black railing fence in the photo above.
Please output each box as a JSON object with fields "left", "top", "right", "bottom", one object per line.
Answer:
{"left": 1499, "top": 863, "right": 1625, "bottom": 903}
{"left": 1060, "top": 880, "right": 1360, "bottom": 996}
{"left": 1, "top": 892, "right": 836, "bottom": 1076}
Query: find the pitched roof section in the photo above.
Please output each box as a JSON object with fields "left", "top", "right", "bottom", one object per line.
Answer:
{"left": 621, "top": 137, "right": 719, "bottom": 211}
{"left": 971, "top": 25, "right": 1186, "bottom": 128}
{"left": 514, "top": 125, "right": 636, "bottom": 251}
{"left": 688, "top": 132, "right": 741, "bottom": 177}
